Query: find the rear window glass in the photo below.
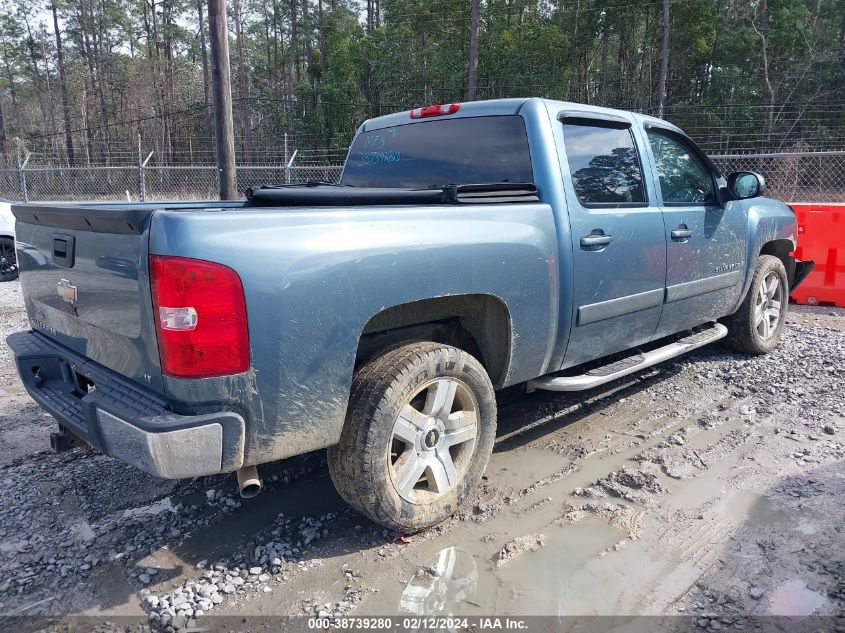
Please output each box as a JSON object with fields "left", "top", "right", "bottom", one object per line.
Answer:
{"left": 341, "top": 115, "right": 534, "bottom": 189}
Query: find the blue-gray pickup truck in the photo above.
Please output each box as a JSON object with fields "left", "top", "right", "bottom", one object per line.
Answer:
{"left": 7, "top": 98, "right": 814, "bottom": 531}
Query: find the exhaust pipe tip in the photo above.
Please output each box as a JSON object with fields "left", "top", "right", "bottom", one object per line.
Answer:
{"left": 236, "top": 465, "right": 262, "bottom": 499}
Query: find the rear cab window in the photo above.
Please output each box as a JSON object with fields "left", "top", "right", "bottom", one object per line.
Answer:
{"left": 341, "top": 115, "right": 534, "bottom": 189}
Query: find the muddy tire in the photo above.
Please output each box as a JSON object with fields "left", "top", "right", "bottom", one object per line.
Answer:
{"left": 327, "top": 342, "right": 496, "bottom": 532}
{"left": 0, "top": 237, "right": 17, "bottom": 282}
{"left": 722, "top": 254, "right": 788, "bottom": 355}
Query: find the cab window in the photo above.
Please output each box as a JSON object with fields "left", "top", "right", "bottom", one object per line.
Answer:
{"left": 647, "top": 129, "right": 717, "bottom": 205}
{"left": 561, "top": 120, "right": 646, "bottom": 207}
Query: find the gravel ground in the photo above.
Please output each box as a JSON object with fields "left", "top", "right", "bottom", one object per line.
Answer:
{"left": 0, "top": 278, "right": 843, "bottom": 632}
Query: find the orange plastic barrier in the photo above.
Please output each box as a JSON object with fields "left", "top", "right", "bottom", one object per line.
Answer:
{"left": 789, "top": 203, "right": 845, "bottom": 308}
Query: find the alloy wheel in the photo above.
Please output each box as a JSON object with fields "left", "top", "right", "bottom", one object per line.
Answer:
{"left": 388, "top": 378, "right": 478, "bottom": 502}
{"left": 754, "top": 271, "right": 783, "bottom": 339}
{"left": 0, "top": 240, "right": 17, "bottom": 279}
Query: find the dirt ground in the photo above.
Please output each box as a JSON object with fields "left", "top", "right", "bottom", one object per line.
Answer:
{"left": 0, "top": 278, "right": 843, "bottom": 631}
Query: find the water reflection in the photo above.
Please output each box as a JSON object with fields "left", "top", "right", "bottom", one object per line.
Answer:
{"left": 768, "top": 580, "right": 825, "bottom": 616}
{"left": 398, "top": 547, "right": 478, "bottom": 617}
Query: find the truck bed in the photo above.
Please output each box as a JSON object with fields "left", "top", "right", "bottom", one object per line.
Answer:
{"left": 13, "top": 182, "right": 540, "bottom": 234}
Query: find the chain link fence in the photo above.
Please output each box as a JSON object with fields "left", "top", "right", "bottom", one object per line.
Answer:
{"left": 0, "top": 152, "right": 841, "bottom": 204}
{"left": 710, "top": 152, "right": 845, "bottom": 203}
{"left": 0, "top": 162, "right": 344, "bottom": 203}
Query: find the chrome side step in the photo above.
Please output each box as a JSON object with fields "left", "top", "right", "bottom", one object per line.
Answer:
{"left": 527, "top": 323, "right": 728, "bottom": 393}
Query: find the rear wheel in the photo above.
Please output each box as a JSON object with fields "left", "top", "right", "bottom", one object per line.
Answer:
{"left": 328, "top": 342, "right": 496, "bottom": 532}
{"left": 723, "top": 254, "right": 788, "bottom": 355}
{"left": 0, "top": 237, "right": 18, "bottom": 282}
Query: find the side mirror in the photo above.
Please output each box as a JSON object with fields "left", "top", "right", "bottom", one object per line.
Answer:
{"left": 727, "top": 171, "right": 766, "bottom": 200}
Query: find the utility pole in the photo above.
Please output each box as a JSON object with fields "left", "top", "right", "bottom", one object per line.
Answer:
{"left": 467, "top": 0, "right": 480, "bottom": 101}
{"left": 208, "top": 0, "right": 237, "bottom": 199}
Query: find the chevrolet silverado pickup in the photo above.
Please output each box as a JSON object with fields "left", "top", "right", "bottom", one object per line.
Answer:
{"left": 7, "top": 98, "right": 813, "bottom": 531}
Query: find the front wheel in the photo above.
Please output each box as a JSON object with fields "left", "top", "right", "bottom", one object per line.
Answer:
{"left": 0, "top": 237, "right": 18, "bottom": 282}
{"left": 328, "top": 342, "right": 496, "bottom": 532}
{"left": 722, "top": 254, "right": 788, "bottom": 355}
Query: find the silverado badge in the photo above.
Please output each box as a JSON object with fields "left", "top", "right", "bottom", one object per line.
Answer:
{"left": 57, "top": 279, "right": 77, "bottom": 304}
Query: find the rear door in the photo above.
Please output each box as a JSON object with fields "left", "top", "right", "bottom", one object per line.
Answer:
{"left": 643, "top": 127, "right": 746, "bottom": 339}
{"left": 557, "top": 115, "right": 667, "bottom": 368}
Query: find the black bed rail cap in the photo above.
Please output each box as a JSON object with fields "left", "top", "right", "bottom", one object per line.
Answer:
{"left": 245, "top": 182, "right": 538, "bottom": 206}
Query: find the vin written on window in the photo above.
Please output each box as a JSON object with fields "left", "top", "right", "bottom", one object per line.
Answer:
{"left": 342, "top": 116, "right": 534, "bottom": 189}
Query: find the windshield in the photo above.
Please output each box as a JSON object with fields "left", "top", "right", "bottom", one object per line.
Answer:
{"left": 341, "top": 115, "right": 534, "bottom": 189}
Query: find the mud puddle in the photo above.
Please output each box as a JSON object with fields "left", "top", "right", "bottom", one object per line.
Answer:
{"left": 395, "top": 520, "right": 623, "bottom": 617}
{"left": 718, "top": 488, "right": 827, "bottom": 536}
{"left": 768, "top": 580, "right": 826, "bottom": 616}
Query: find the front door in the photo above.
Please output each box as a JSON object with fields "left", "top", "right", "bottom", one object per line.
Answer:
{"left": 558, "top": 116, "right": 667, "bottom": 369}
{"left": 644, "top": 127, "right": 747, "bottom": 339}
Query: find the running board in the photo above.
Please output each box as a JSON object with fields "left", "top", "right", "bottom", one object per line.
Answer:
{"left": 527, "top": 323, "right": 728, "bottom": 392}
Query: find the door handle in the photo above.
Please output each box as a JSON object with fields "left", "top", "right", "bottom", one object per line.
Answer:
{"left": 580, "top": 233, "right": 614, "bottom": 249}
{"left": 671, "top": 228, "right": 694, "bottom": 241}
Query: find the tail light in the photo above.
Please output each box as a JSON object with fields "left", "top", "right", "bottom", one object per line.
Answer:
{"left": 149, "top": 255, "right": 249, "bottom": 378}
{"left": 409, "top": 104, "right": 460, "bottom": 119}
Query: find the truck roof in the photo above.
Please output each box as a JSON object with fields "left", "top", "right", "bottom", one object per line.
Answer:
{"left": 361, "top": 97, "right": 681, "bottom": 134}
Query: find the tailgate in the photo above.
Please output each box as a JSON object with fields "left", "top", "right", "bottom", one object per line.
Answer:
{"left": 12, "top": 204, "right": 164, "bottom": 393}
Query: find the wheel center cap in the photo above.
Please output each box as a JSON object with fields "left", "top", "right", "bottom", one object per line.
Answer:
{"left": 423, "top": 428, "right": 440, "bottom": 449}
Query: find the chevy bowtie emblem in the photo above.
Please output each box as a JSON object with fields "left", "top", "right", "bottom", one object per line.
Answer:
{"left": 57, "top": 279, "right": 78, "bottom": 304}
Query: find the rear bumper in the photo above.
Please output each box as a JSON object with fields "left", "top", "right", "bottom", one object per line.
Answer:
{"left": 7, "top": 330, "right": 245, "bottom": 478}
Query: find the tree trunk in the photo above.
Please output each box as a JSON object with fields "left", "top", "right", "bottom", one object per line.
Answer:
{"left": 302, "top": 0, "right": 316, "bottom": 122}
{"left": 162, "top": 0, "right": 175, "bottom": 162}
{"left": 20, "top": 13, "right": 53, "bottom": 144}
{"left": 656, "top": 0, "right": 670, "bottom": 118}
{"left": 467, "top": 0, "right": 480, "bottom": 101}
{"left": 147, "top": 0, "right": 170, "bottom": 164}
{"left": 78, "top": 0, "right": 100, "bottom": 161}
{"left": 0, "top": 94, "right": 6, "bottom": 158}
{"left": 568, "top": 0, "right": 580, "bottom": 100}
{"left": 617, "top": 12, "right": 629, "bottom": 104}
{"left": 303, "top": 0, "right": 313, "bottom": 84}
{"left": 52, "top": 3, "right": 75, "bottom": 164}
{"left": 86, "top": 0, "right": 111, "bottom": 162}
{"left": 758, "top": 0, "right": 775, "bottom": 143}
{"left": 197, "top": 1, "right": 210, "bottom": 106}
{"left": 288, "top": 0, "right": 298, "bottom": 97}
{"left": 599, "top": 13, "right": 609, "bottom": 104}
{"left": 233, "top": 0, "right": 253, "bottom": 161}
{"left": 422, "top": 30, "right": 430, "bottom": 103}
{"left": 271, "top": 0, "right": 281, "bottom": 88}
{"left": 317, "top": 0, "right": 327, "bottom": 78}
{"left": 264, "top": 0, "right": 274, "bottom": 87}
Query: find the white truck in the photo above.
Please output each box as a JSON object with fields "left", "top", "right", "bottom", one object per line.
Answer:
{"left": 0, "top": 198, "right": 17, "bottom": 281}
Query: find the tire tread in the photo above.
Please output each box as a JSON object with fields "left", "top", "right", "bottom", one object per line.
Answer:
{"left": 722, "top": 254, "right": 788, "bottom": 355}
{"left": 328, "top": 342, "right": 495, "bottom": 532}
